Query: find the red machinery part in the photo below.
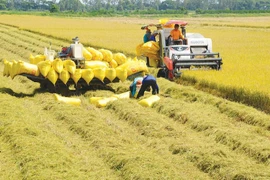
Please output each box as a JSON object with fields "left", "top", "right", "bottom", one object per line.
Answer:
{"left": 163, "top": 57, "right": 173, "bottom": 71}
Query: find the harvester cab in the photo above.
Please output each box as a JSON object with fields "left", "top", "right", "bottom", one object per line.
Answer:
{"left": 58, "top": 37, "right": 85, "bottom": 68}
{"left": 140, "top": 19, "right": 222, "bottom": 80}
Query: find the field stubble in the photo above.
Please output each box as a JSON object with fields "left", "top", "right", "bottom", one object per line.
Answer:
{"left": 1, "top": 70, "right": 270, "bottom": 179}
{"left": 0, "top": 15, "right": 270, "bottom": 111}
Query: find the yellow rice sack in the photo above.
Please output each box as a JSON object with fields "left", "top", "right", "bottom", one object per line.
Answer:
{"left": 138, "top": 95, "right": 160, "bottom": 107}
{"left": 136, "top": 43, "right": 144, "bottom": 56}
{"left": 29, "top": 54, "right": 35, "bottom": 64}
{"left": 89, "top": 97, "right": 103, "bottom": 106}
{"left": 96, "top": 97, "right": 118, "bottom": 108}
{"left": 84, "top": 61, "right": 109, "bottom": 69}
{"left": 125, "top": 60, "right": 148, "bottom": 76}
{"left": 112, "top": 91, "right": 130, "bottom": 99}
{"left": 7, "top": 61, "right": 13, "bottom": 77}
{"left": 99, "top": 49, "right": 113, "bottom": 63}
{"left": 149, "top": 58, "right": 159, "bottom": 68}
{"left": 37, "top": 60, "right": 52, "bottom": 77}
{"left": 54, "top": 94, "right": 81, "bottom": 106}
{"left": 116, "top": 60, "right": 148, "bottom": 76}
{"left": 136, "top": 41, "right": 160, "bottom": 58}
{"left": 52, "top": 58, "right": 63, "bottom": 73}
{"left": 93, "top": 68, "right": 106, "bottom": 82}
{"left": 17, "top": 61, "right": 40, "bottom": 76}
{"left": 3, "top": 59, "right": 9, "bottom": 76}
{"left": 10, "top": 60, "right": 20, "bottom": 79}
{"left": 113, "top": 53, "right": 127, "bottom": 65}
{"left": 109, "top": 59, "right": 118, "bottom": 68}
{"left": 83, "top": 47, "right": 92, "bottom": 61}
{"left": 116, "top": 61, "right": 129, "bottom": 71}
{"left": 47, "top": 68, "right": 58, "bottom": 85}
{"left": 86, "top": 47, "right": 103, "bottom": 60}
{"left": 81, "top": 69, "right": 94, "bottom": 85}
{"left": 132, "top": 57, "right": 138, "bottom": 61}
{"left": 59, "top": 69, "right": 70, "bottom": 84}
{"left": 63, "top": 60, "right": 76, "bottom": 75}
{"left": 31, "top": 54, "right": 46, "bottom": 65}
{"left": 105, "top": 68, "right": 116, "bottom": 82}
{"left": 159, "top": 18, "right": 169, "bottom": 25}
{"left": 116, "top": 68, "right": 127, "bottom": 82}
{"left": 71, "top": 69, "right": 82, "bottom": 84}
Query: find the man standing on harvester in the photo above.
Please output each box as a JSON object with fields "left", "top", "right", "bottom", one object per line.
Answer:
{"left": 130, "top": 74, "right": 159, "bottom": 99}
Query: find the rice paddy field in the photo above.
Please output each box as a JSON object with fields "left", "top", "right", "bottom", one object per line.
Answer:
{"left": 1, "top": 15, "right": 270, "bottom": 111}
{"left": 0, "top": 15, "right": 270, "bottom": 179}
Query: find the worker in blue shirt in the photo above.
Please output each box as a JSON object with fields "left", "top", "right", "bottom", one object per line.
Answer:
{"left": 143, "top": 29, "right": 151, "bottom": 43}
{"left": 143, "top": 29, "right": 151, "bottom": 66}
{"left": 149, "top": 30, "right": 158, "bottom": 42}
{"left": 130, "top": 74, "right": 159, "bottom": 99}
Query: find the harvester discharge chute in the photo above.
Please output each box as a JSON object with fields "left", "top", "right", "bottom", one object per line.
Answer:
{"left": 138, "top": 19, "right": 223, "bottom": 80}
{"left": 3, "top": 37, "right": 148, "bottom": 96}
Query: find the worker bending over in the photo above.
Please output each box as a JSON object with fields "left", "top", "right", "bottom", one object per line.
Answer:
{"left": 130, "top": 74, "right": 159, "bottom": 99}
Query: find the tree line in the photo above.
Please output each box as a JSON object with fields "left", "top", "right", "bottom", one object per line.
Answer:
{"left": 0, "top": 0, "right": 269, "bottom": 13}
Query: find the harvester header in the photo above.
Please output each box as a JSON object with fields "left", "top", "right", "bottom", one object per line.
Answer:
{"left": 3, "top": 37, "right": 149, "bottom": 96}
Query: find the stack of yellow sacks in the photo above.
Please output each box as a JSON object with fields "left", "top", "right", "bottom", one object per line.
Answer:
{"left": 136, "top": 41, "right": 160, "bottom": 68}
{"left": 2, "top": 46, "right": 149, "bottom": 86}
{"left": 3, "top": 59, "right": 40, "bottom": 79}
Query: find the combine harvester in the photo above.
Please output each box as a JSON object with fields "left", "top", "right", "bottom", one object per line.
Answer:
{"left": 3, "top": 37, "right": 148, "bottom": 96}
{"left": 137, "top": 19, "right": 223, "bottom": 80}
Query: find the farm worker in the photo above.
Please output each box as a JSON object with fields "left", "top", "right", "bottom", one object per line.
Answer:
{"left": 149, "top": 30, "right": 159, "bottom": 42}
{"left": 143, "top": 28, "right": 152, "bottom": 66}
{"left": 129, "top": 77, "right": 144, "bottom": 98}
{"left": 130, "top": 74, "right": 159, "bottom": 99}
{"left": 143, "top": 29, "right": 151, "bottom": 43}
{"left": 170, "top": 24, "right": 185, "bottom": 45}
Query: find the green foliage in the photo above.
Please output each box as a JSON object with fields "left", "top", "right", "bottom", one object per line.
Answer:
{"left": 0, "top": 0, "right": 269, "bottom": 13}
{"left": 50, "top": 4, "right": 60, "bottom": 13}
{"left": 197, "top": 9, "right": 270, "bottom": 14}
{"left": 0, "top": 4, "right": 6, "bottom": 10}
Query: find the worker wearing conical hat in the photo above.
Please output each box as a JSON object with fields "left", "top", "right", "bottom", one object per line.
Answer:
{"left": 129, "top": 74, "right": 159, "bottom": 99}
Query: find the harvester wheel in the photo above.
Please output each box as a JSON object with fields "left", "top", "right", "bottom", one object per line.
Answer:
{"left": 173, "top": 68, "right": 182, "bottom": 78}
{"left": 157, "top": 68, "right": 167, "bottom": 78}
{"left": 157, "top": 67, "right": 176, "bottom": 81}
